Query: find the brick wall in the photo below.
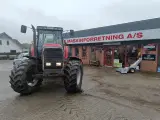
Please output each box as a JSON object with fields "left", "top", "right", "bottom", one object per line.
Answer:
{"left": 80, "top": 46, "right": 90, "bottom": 64}
{"left": 71, "top": 46, "right": 105, "bottom": 66}
{"left": 72, "top": 47, "right": 76, "bottom": 57}
{"left": 95, "top": 49, "right": 104, "bottom": 66}
{"left": 71, "top": 46, "right": 90, "bottom": 65}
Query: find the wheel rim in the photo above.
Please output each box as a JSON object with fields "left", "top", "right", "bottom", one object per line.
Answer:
{"left": 76, "top": 69, "right": 81, "bottom": 85}
{"left": 27, "top": 79, "right": 39, "bottom": 87}
{"left": 26, "top": 66, "right": 38, "bottom": 87}
{"left": 131, "top": 69, "right": 134, "bottom": 73}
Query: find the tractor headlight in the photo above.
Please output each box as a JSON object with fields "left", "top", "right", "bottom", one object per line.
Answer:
{"left": 46, "top": 62, "right": 51, "bottom": 66}
{"left": 56, "top": 62, "right": 61, "bottom": 66}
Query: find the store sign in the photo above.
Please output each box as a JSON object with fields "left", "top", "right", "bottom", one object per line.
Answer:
{"left": 64, "top": 28, "right": 160, "bottom": 44}
{"left": 142, "top": 54, "right": 156, "bottom": 61}
{"left": 143, "top": 44, "right": 156, "bottom": 51}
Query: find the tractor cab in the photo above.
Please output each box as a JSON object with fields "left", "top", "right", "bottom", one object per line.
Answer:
{"left": 36, "top": 26, "right": 64, "bottom": 58}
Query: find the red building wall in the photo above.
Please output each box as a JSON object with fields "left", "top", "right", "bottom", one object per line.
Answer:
{"left": 71, "top": 46, "right": 104, "bottom": 66}
{"left": 72, "top": 47, "right": 76, "bottom": 57}
{"left": 95, "top": 49, "right": 104, "bottom": 66}
{"left": 80, "top": 46, "right": 90, "bottom": 64}
{"left": 71, "top": 46, "right": 90, "bottom": 65}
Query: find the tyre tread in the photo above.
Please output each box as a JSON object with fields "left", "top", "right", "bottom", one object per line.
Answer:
{"left": 9, "top": 59, "right": 42, "bottom": 95}
{"left": 64, "top": 60, "right": 83, "bottom": 93}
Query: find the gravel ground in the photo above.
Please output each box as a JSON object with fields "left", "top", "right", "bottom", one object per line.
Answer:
{"left": 0, "top": 60, "right": 160, "bottom": 120}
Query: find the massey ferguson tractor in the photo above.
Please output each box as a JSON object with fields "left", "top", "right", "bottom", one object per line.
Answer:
{"left": 9, "top": 25, "right": 83, "bottom": 95}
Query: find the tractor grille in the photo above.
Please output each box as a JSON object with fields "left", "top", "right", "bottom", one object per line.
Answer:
{"left": 43, "top": 48, "right": 63, "bottom": 69}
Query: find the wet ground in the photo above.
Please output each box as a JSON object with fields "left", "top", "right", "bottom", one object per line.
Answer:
{"left": 1, "top": 60, "right": 160, "bottom": 120}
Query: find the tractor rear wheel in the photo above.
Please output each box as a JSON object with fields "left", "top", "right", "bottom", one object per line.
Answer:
{"left": 9, "top": 59, "right": 42, "bottom": 95}
{"left": 64, "top": 60, "right": 83, "bottom": 93}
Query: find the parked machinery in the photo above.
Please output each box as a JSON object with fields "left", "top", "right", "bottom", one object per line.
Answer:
{"left": 9, "top": 25, "right": 83, "bottom": 95}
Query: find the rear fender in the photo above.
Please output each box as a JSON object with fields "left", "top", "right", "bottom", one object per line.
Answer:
{"left": 67, "top": 57, "right": 83, "bottom": 64}
{"left": 25, "top": 56, "right": 39, "bottom": 60}
{"left": 64, "top": 57, "right": 83, "bottom": 67}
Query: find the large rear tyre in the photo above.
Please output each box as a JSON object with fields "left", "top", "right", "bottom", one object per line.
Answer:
{"left": 64, "top": 60, "right": 83, "bottom": 93}
{"left": 9, "top": 59, "right": 42, "bottom": 95}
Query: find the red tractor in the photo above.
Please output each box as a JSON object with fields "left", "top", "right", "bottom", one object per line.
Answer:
{"left": 9, "top": 25, "right": 83, "bottom": 95}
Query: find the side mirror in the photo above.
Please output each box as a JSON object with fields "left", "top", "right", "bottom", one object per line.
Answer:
{"left": 70, "top": 30, "right": 74, "bottom": 36}
{"left": 21, "top": 25, "right": 27, "bottom": 33}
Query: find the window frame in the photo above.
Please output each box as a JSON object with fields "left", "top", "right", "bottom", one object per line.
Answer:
{"left": 7, "top": 41, "right": 9, "bottom": 45}
{"left": 82, "top": 46, "right": 87, "bottom": 58}
{"left": 75, "top": 47, "right": 79, "bottom": 57}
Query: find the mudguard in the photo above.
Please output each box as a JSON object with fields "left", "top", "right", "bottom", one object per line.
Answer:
{"left": 67, "top": 57, "right": 83, "bottom": 64}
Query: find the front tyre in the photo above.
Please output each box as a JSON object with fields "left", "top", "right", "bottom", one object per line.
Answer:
{"left": 64, "top": 60, "right": 83, "bottom": 93}
{"left": 9, "top": 59, "right": 42, "bottom": 95}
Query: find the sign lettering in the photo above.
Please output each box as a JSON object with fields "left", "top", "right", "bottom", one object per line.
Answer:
{"left": 142, "top": 54, "right": 156, "bottom": 61}
{"left": 64, "top": 28, "right": 160, "bottom": 44}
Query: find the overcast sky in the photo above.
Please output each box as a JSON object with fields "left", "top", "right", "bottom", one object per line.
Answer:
{"left": 0, "top": 0, "right": 160, "bottom": 43}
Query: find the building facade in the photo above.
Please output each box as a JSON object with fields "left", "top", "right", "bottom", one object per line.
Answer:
{"left": 0, "top": 32, "right": 23, "bottom": 59}
{"left": 64, "top": 18, "right": 160, "bottom": 72}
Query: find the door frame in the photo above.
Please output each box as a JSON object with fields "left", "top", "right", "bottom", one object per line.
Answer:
{"left": 104, "top": 46, "right": 114, "bottom": 67}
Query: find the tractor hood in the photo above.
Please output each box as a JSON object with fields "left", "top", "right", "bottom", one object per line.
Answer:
{"left": 43, "top": 43, "right": 62, "bottom": 48}
{"left": 42, "top": 43, "right": 63, "bottom": 70}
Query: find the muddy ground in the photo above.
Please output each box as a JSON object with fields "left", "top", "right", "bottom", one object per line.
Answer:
{"left": 0, "top": 60, "right": 160, "bottom": 120}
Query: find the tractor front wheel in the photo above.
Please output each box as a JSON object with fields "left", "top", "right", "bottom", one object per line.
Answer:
{"left": 9, "top": 59, "right": 42, "bottom": 95}
{"left": 64, "top": 60, "right": 83, "bottom": 93}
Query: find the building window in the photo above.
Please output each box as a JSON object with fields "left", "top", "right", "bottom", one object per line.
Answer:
{"left": 91, "top": 46, "right": 95, "bottom": 52}
{"left": 10, "top": 50, "right": 16, "bottom": 53}
{"left": 0, "top": 40, "right": 2, "bottom": 45}
{"left": 75, "top": 47, "right": 79, "bottom": 57}
{"left": 68, "top": 46, "right": 72, "bottom": 57}
{"left": 82, "top": 46, "right": 87, "bottom": 58}
{"left": 7, "top": 41, "right": 9, "bottom": 45}
{"left": 90, "top": 46, "right": 96, "bottom": 61}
